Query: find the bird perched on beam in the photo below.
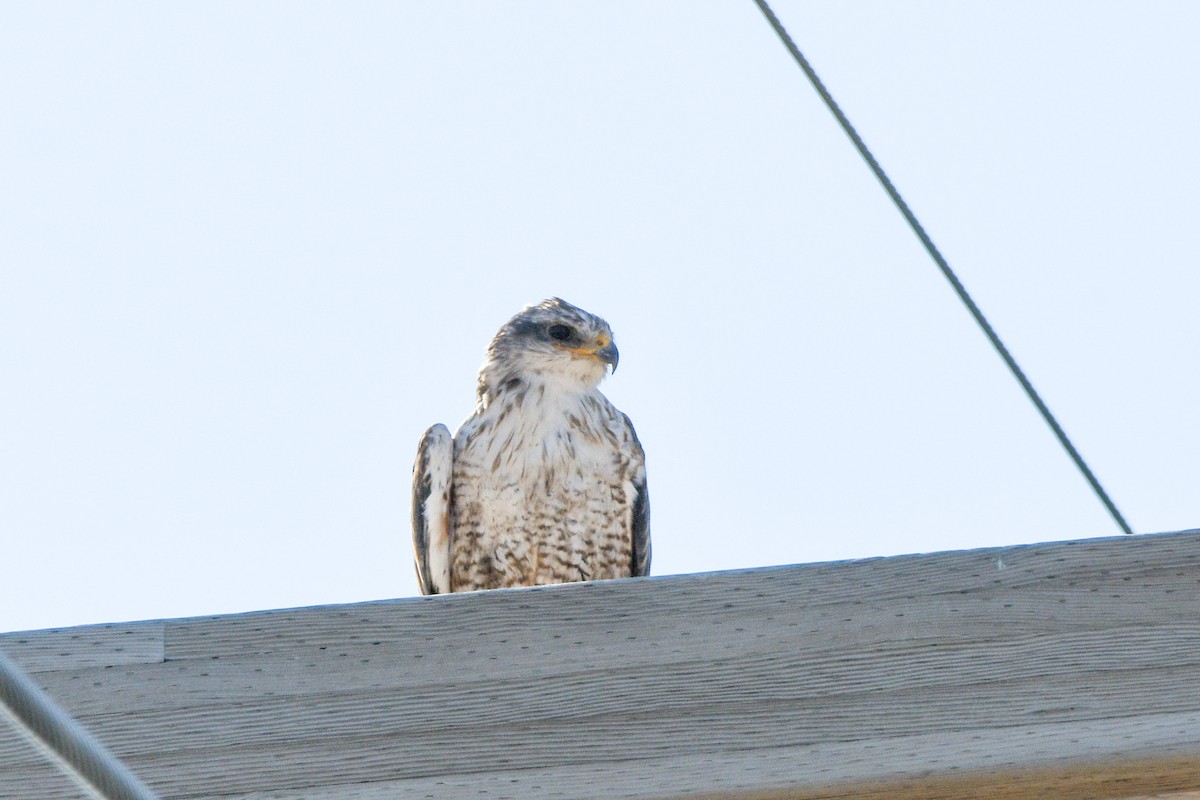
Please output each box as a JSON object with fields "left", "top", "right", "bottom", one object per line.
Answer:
{"left": 411, "top": 298, "right": 650, "bottom": 594}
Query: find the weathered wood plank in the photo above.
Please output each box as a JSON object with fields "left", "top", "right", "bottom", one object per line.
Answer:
{"left": 5, "top": 655, "right": 1200, "bottom": 794}
{"left": 0, "top": 531, "right": 1198, "bottom": 800}
{"left": 182, "top": 742, "right": 1200, "bottom": 800}
{"left": 0, "top": 720, "right": 94, "bottom": 800}
{"left": 159, "top": 532, "right": 1200, "bottom": 661}
{"left": 9, "top": 620, "right": 1200, "bottom": 718}
{"left": 0, "top": 621, "right": 163, "bottom": 672}
{"left": 9, "top": 710, "right": 1200, "bottom": 800}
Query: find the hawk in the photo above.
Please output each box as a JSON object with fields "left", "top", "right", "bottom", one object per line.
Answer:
{"left": 411, "top": 298, "right": 650, "bottom": 594}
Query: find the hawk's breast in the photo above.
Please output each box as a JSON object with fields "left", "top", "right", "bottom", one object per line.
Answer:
{"left": 449, "top": 387, "right": 635, "bottom": 591}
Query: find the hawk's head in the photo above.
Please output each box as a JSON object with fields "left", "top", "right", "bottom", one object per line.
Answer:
{"left": 480, "top": 298, "right": 619, "bottom": 398}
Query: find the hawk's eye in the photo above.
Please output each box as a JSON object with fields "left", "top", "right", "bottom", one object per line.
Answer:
{"left": 547, "top": 324, "right": 573, "bottom": 342}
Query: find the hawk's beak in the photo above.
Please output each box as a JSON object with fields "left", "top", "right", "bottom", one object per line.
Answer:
{"left": 596, "top": 341, "right": 619, "bottom": 373}
{"left": 557, "top": 336, "right": 620, "bottom": 373}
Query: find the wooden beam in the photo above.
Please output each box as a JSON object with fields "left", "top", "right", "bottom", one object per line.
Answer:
{"left": 1, "top": 530, "right": 1199, "bottom": 799}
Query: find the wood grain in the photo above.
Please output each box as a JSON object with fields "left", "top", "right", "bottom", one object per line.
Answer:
{"left": 0, "top": 713, "right": 94, "bottom": 800}
{"left": 1, "top": 530, "right": 1198, "bottom": 800}
{"left": 0, "top": 621, "right": 163, "bottom": 672}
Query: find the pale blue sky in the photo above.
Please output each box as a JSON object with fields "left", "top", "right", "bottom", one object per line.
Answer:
{"left": 3, "top": 2, "right": 1198, "bottom": 633}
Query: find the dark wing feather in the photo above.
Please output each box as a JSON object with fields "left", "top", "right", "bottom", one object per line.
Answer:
{"left": 623, "top": 413, "right": 651, "bottom": 577}
{"left": 411, "top": 424, "right": 453, "bottom": 595}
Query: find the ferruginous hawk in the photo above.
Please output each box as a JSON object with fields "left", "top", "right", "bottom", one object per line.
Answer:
{"left": 411, "top": 298, "right": 650, "bottom": 593}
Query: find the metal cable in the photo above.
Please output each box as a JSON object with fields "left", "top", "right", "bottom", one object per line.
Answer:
{"left": 751, "top": 0, "right": 1133, "bottom": 536}
{"left": 0, "top": 649, "right": 162, "bottom": 800}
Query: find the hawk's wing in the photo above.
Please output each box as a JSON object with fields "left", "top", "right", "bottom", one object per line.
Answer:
{"left": 624, "top": 413, "right": 651, "bottom": 578}
{"left": 412, "top": 424, "right": 453, "bottom": 595}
